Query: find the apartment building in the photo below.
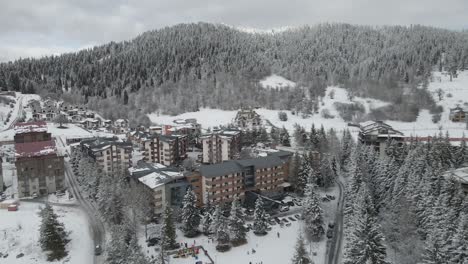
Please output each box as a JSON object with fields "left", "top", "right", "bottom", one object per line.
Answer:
{"left": 198, "top": 153, "right": 291, "bottom": 205}
{"left": 14, "top": 121, "right": 51, "bottom": 143}
{"left": 358, "top": 121, "right": 404, "bottom": 157}
{"left": 200, "top": 129, "right": 241, "bottom": 164}
{"left": 15, "top": 140, "right": 65, "bottom": 198}
{"left": 142, "top": 134, "right": 188, "bottom": 166}
{"left": 79, "top": 137, "right": 133, "bottom": 174}
{"left": 234, "top": 108, "right": 262, "bottom": 128}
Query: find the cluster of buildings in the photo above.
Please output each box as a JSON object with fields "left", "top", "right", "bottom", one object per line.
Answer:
{"left": 129, "top": 150, "right": 292, "bottom": 214}
{"left": 28, "top": 99, "right": 126, "bottom": 131}
{"left": 13, "top": 121, "right": 65, "bottom": 198}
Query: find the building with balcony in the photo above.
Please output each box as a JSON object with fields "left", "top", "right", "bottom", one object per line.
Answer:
{"left": 200, "top": 129, "right": 241, "bottom": 164}
{"left": 198, "top": 152, "right": 291, "bottom": 205}
{"left": 358, "top": 121, "right": 404, "bottom": 157}
{"left": 79, "top": 137, "right": 133, "bottom": 174}
{"left": 142, "top": 134, "right": 188, "bottom": 166}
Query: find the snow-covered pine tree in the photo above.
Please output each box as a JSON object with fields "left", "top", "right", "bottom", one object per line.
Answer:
{"left": 228, "top": 198, "right": 247, "bottom": 245}
{"left": 181, "top": 188, "right": 201, "bottom": 237}
{"left": 448, "top": 212, "right": 468, "bottom": 264}
{"left": 296, "top": 154, "right": 311, "bottom": 195}
{"left": 215, "top": 211, "right": 231, "bottom": 251}
{"left": 454, "top": 135, "right": 467, "bottom": 168}
{"left": 318, "top": 154, "right": 335, "bottom": 188}
{"left": 302, "top": 181, "right": 324, "bottom": 241}
{"left": 344, "top": 185, "right": 389, "bottom": 264}
{"left": 253, "top": 198, "right": 269, "bottom": 235}
{"left": 291, "top": 234, "right": 311, "bottom": 264}
{"left": 280, "top": 126, "right": 291, "bottom": 146}
{"left": 270, "top": 126, "right": 280, "bottom": 145}
{"left": 161, "top": 205, "right": 177, "bottom": 250}
{"left": 209, "top": 205, "right": 222, "bottom": 235}
{"left": 340, "top": 129, "right": 354, "bottom": 169}
{"left": 201, "top": 208, "right": 213, "bottom": 235}
{"left": 38, "top": 204, "right": 70, "bottom": 261}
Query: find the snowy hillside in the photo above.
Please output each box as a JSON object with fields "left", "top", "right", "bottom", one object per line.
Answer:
{"left": 149, "top": 70, "right": 468, "bottom": 139}
{"left": 259, "top": 74, "right": 296, "bottom": 89}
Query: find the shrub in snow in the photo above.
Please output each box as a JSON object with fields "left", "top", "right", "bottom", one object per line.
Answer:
{"left": 321, "top": 109, "right": 335, "bottom": 119}
{"left": 278, "top": 111, "right": 288, "bottom": 121}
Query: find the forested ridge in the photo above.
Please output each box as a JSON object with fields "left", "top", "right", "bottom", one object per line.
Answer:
{"left": 1, "top": 23, "right": 468, "bottom": 122}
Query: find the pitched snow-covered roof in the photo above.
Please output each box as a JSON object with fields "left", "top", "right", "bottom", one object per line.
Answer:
{"left": 444, "top": 167, "right": 468, "bottom": 184}
{"left": 15, "top": 140, "right": 57, "bottom": 158}
{"left": 14, "top": 121, "right": 48, "bottom": 134}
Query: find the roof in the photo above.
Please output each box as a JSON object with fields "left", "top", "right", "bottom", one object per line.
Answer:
{"left": 200, "top": 155, "right": 285, "bottom": 178}
{"left": 359, "top": 121, "right": 403, "bottom": 136}
{"left": 444, "top": 167, "right": 468, "bottom": 184}
{"left": 81, "top": 137, "right": 132, "bottom": 152}
{"left": 14, "top": 121, "right": 48, "bottom": 134}
{"left": 200, "top": 161, "right": 243, "bottom": 178}
{"left": 130, "top": 162, "right": 183, "bottom": 189}
{"left": 15, "top": 140, "right": 57, "bottom": 158}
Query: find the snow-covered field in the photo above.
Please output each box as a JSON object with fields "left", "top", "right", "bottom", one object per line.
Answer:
{"left": 0, "top": 202, "right": 93, "bottom": 264}
{"left": 260, "top": 74, "right": 297, "bottom": 89}
{"left": 148, "top": 71, "right": 468, "bottom": 139}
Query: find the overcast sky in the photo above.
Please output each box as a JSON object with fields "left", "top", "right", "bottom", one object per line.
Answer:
{"left": 1, "top": 0, "right": 467, "bottom": 62}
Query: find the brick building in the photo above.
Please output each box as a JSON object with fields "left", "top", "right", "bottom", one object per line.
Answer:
{"left": 14, "top": 121, "right": 51, "bottom": 143}
{"left": 15, "top": 140, "right": 64, "bottom": 198}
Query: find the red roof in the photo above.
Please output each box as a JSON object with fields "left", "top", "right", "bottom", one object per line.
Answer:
{"left": 15, "top": 140, "right": 57, "bottom": 158}
{"left": 14, "top": 121, "right": 48, "bottom": 134}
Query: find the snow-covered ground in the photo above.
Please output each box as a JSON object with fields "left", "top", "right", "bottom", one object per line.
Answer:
{"left": 0, "top": 202, "right": 93, "bottom": 264}
{"left": 148, "top": 70, "right": 468, "bottom": 139}
{"left": 260, "top": 74, "right": 297, "bottom": 89}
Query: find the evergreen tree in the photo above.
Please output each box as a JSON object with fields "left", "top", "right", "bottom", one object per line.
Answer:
{"left": 181, "top": 188, "right": 201, "bottom": 237}
{"left": 38, "top": 204, "right": 70, "bottom": 261}
{"left": 201, "top": 209, "right": 213, "bottom": 235}
{"left": 345, "top": 187, "right": 389, "bottom": 264}
{"left": 291, "top": 234, "right": 311, "bottom": 264}
{"left": 296, "top": 155, "right": 310, "bottom": 195}
{"left": 302, "top": 182, "right": 324, "bottom": 241}
{"left": 455, "top": 136, "right": 467, "bottom": 168}
{"left": 253, "top": 198, "right": 269, "bottom": 235}
{"left": 280, "top": 126, "right": 291, "bottom": 146}
{"left": 228, "top": 198, "right": 247, "bottom": 244}
{"left": 161, "top": 205, "right": 177, "bottom": 250}
{"left": 270, "top": 126, "right": 280, "bottom": 145}
{"left": 340, "top": 129, "right": 354, "bottom": 169}
{"left": 318, "top": 155, "right": 335, "bottom": 188}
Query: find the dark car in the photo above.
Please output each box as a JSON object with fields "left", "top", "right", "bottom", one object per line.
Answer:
{"left": 146, "top": 237, "right": 159, "bottom": 247}
{"left": 328, "top": 222, "right": 335, "bottom": 229}
{"left": 286, "top": 201, "right": 295, "bottom": 207}
{"left": 294, "top": 214, "right": 302, "bottom": 220}
{"left": 274, "top": 217, "right": 282, "bottom": 224}
{"left": 326, "top": 228, "right": 334, "bottom": 239}
{"left": 94, "top": 245, "right": 102, "bottom": 256}
{"left": 288, "top": 216, "right": 297, "bottom": 222}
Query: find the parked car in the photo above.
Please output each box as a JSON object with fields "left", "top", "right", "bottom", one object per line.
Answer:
{"left": 326, "top": 228, "right": 334, "bottom": 239}
{"left": 328, "top": 222, "right": 335, "bottom": 229}
{"left": 94, "top": 245, "right": 102, "bottom": 256}
{"left": 146, "top": 237, "right": 159, "bottom": 247}
{"left": 288, "top": 216, "right": 297, "bottom": 222}
{"left": 282, "top": 218, "right": 289, "bottom": 223}
{"left": 286, "top": 222, "right": 292, "bottom": 227}
{"left": 326, "top": 194, "right": 336, "bottom": 200}
{"left": 274, "top": 217, "right": 282, "bottom": 224}
{"left": 286, "top": 201, "right": 295, "bottom": 207}
{"left": 294, "top": 214, "right": 302, "bottom": 220}
{"left": 280, "top": 206, "right": 289, "bottom": 212}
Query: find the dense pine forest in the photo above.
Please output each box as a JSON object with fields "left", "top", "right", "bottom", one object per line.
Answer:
{"left": 1, "top": 23, "right": 468, "bottom": 123}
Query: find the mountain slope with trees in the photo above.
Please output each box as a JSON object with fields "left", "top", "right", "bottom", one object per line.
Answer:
{"left": 1, "top": 23, "right": 468, "bottom": 124}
